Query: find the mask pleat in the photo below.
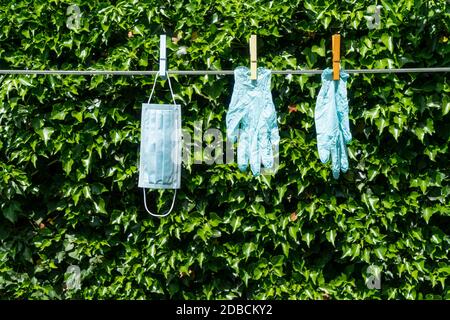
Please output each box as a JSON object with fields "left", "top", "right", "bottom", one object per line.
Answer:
{"left": 166, "top": 109, "right": 174, "bottom": 184}
{"left": 158, "top": 110, "right": 164, "bottom": 184}
{"left": 149, "top": 108, "right": 157, "bottom": 185}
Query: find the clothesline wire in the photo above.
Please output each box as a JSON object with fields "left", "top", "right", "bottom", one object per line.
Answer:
{"left": 0, "top": 67, "right": 449, "bottom": 76}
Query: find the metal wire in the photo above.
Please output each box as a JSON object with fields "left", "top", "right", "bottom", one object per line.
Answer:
{"left": 0, "top": 67, "right": 449, "bottom": 76}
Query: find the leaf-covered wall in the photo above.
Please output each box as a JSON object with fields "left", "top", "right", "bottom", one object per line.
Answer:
{"left": 0, "top": 0, "right": 449, "bottom": 299}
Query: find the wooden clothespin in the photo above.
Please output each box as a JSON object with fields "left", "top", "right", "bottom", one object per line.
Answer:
{"left": 159, "top": 34, "right": 167, "bottom": 78}
{"left": 250, "top": 35, "right": 257, "bottom": 80}
{"left": 332, "top": 34, "right": 341, "bottom": 81}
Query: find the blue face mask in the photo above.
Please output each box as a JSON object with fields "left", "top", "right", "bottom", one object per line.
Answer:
{"left": 138, "top": 73, "right": 181, "bottom": 217}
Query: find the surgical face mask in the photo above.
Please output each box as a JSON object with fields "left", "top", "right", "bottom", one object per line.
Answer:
{"left": 139, "top": 104, "right": 181, "bottom": 189}
{"left": 138, "top": 73, "right": 181, "bottom": 217}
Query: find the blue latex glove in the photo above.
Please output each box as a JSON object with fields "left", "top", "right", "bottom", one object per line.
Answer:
{"left": 226, "top": 67, "right": 280, "bottom": 176}
{"left": 315, "top": 68, "right": 351, "bottom": 179}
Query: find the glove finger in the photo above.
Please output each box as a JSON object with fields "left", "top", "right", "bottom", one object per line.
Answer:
{"left": 226, "top": 89, "right": 248, "bottom": 143}
{"left": 249, "top": 132, "right": 261, "bottom": 176}
{"left": 270, "top": 126, "right": 280, "bottom": 172}
{"left": 270, "top": 126, "right": 280, "bottom": 146}
{"left": 237, "top": 129, "right": 249, "bottom": 172}
{"left": 264, "top": 99, "right": 280, "bottom": 144}
{"left": 314, "top": 79, "right": 333, "bottom": 124}
{"left": 267, "top": 112, "right": 280, "bottom": 148}
{"left": 259, "top": 126, "right": 274, "bottom": 169}
{"left": 330, "top": 136, "right": 340, "bottom": 179}
{"left": 226, "top": 110, "right": 244, "bottom": 143}
{"left": 317, "top": 140, "right": 331, "bottom": 164}
{"left": 339, "top": 132, "right": 349, "bottom": 173}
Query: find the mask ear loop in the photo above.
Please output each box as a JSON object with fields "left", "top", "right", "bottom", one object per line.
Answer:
{"left": 143, "top": 188, "right": 177, "bottom": 217}
{"left": 142, "top": 71, "right": 178, "bottom": 217}
{"left": 147, "top": 72, "right": 177, "bottom": 105}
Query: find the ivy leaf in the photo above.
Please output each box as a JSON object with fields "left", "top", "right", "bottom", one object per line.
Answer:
{"left": 63, "top": 159, "right": 74, "bottom": 175}
{"left": 302, "top": 232, "right": 314, "bottom": 247}
{"left": 388, "top": 125, "right": 401, "bottom": 141}
{"left": 311, "top": 39, "right": 325, "bottom": 57}
{"left": 94, "top": 198, "right": 107, "bottom": 214}
{"left": 374, "top": 247, "right": 387, "bottom": 261}
{"left": 281, "top": 242, "right": 290, "bottom": 257}
{"left": 230, "top": 216, "right": 242, "bottom": 233}
{"left": 381, "top": 34, "right": 394, "bottom": 53}
{"left": 362, "top": 193, "right": 379, "bottom": 211}
{"left": 18, "top": 77, "right": 32, "bottom": 87}
{"left": 51, "top": 109, "right": 67, "bottom": 121}
{"left": 288, "top": 226, "right": 298, "bottom": 241}
{"left": 422, "top": 207, "right": 434, "bottom": 224}
{"left": 37, "top": 127, "right": 55, "bottom": 145}
{"left": 443, "top": 97, "right": 450, "bottom": 116}
{"left": 326, "top": 230, "right": 337, "bottom": 246}
{"left": 3, "top": 202, "right": 21, "bottom": 223}
{"left": 242, "top": 242, "right": 257, "bottom": 260}
{"left": 414, "top": 127, "right": 425, "bottom": 142}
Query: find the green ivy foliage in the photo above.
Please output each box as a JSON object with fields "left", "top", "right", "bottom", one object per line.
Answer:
{"left": 0, "top": 0, "right": 449, "bottom": 299}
